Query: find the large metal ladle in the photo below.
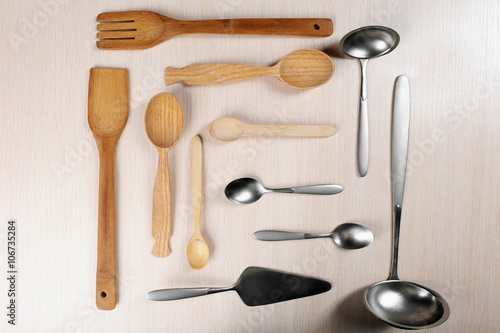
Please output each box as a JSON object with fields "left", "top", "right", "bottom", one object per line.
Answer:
{"left": 363, "top": 76, "right": 449, "bottom": 329}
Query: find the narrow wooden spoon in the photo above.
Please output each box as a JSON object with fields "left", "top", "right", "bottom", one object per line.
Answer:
{"left": 208, "top": 117, "right": 336, "bottom": 142}
{"left": 88, "top": 68, "right": 129, "bottom": 310}
{"left": 145, "top": 93, "right": 183, "bottom": 257}
{"left": 186, "top": 136, "right": 209, "bottom": 269}
{"left": 165, "top": 49, "right": 334, "bottom": 90}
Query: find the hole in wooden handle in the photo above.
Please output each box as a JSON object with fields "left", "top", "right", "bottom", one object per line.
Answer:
{"left": 314, "top": 24, "right": 320, "bottom": 30}
{"left": 100, "top": 291, "right": 107, "bottom": 298}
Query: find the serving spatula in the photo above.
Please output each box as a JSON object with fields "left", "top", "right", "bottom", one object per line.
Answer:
{"left": 147, "top": 266, "right": 331, "bottom": 306}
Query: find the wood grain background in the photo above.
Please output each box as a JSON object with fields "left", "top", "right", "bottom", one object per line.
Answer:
{"left": 1, "top": 0, "right": 499, "bottom": 332}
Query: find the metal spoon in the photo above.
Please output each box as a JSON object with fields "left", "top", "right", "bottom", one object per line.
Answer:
{"left": 364, "top": 76, "right": 449, "bottom": 329}
{"left": 340, "top": 26, "right": 400, "bottom": 177}
{"left": 225, "top": 177, "right": 343, "bottom": 205}
{"left": 253, "top": 223, "right": 373, "bottom": 250}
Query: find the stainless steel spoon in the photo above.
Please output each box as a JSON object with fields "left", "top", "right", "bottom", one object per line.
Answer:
{"left": 340, "top": 26, "right": 400, "bottom": 177}
{"left": 225, "top": 177, "right": 343, "bottom": 205}
{"left": 253, "top": 223, "right": 373, "bottom": 250}
{"left": 364, "top": 76, "right": 449, "bottom": 329}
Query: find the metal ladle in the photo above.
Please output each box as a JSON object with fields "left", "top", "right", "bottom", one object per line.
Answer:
{"left": 364, "top": 76, "right": 449, "bottom": 329}
{"left": 340, "top": 26, "right": 400, "bottom": 177}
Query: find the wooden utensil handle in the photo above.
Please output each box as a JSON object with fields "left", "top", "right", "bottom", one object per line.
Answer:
{"left": 192, "top": 136, "right": 202, "bottom": 235}
{"left": 96, "top": 140, "right": 117, "bottom": 310}
{"left": 152, "top": 150, "right": 172, "bottom": 257}
{"left": 165, "top": 64, "right": 275, "bottom": 86}
{"left": 245, "top": 125, "right": 337, "bottom": 137}
{"left": 175, "top": 18, "right": 333, "bottom": 37}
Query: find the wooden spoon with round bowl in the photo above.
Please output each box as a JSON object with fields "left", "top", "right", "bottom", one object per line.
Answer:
{"left": 145, "top": 93, "right": 183, "bottom": 257}
{"left": 165, "top": 49, "right": 334, "bottom": 90}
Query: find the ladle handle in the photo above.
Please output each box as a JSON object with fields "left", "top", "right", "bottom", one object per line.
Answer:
{"left": 389, "top": 76, "right": 410, "bottom": 280}
{"left": 357, "top": 59, "right": 369, "bottom": 177}
{"left": 152, "top": 150, "right": 172, "bottom": 257}
{"left": 96, "top": 139, "right": 117, "bottom": 310}
{"left": 165, "top": 64, "right": 276, "bottom": 86}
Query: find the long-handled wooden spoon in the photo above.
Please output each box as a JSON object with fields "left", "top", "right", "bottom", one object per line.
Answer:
{"left": 88, "top": 68, "right": 129, "bottom": 310}
{"left": 208, "top": 117, "right": 336, "bottom": 142}
{"left": 186, "top": 136, "right": 209, "bottom": 269}
{"left": 165, "top": 49, "right": 334, "bottom": 89}
{"left": 145, "top": 93, "right": 183, "bottom": 257}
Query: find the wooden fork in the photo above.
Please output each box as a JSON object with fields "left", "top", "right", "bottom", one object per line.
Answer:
{"left": 96, "top": 11, "right": 333, "bottom": 50}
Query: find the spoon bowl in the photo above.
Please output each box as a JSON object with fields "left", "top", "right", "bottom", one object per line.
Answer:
{"left": 208, "top": 117, "right": 245, "bottom": 142}
{"left": 186, "top": 238, "right": 209, "bottom": 269}
{"left": 340, "top": 26, "right": 400, "bottom": 59}
{"left": 276, "top": 49, "right": 334, "bottom": 89}
{"left": 225, "top": 177, "right": 266, "bottom": 204}
{"left": 145, "top": 93, "right": 183, "bottom": 149}
{"left": 364, "top": 281, "right": 449, "bottom": 329}
{"left": 331, "top": 223, "right": 373, "bottom": 249}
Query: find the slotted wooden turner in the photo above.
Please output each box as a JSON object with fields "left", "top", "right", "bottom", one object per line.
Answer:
{"left": 96, "top": 11, "right": 333, "bottom": 50}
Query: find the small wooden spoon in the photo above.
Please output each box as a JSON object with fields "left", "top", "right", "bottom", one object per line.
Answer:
{"left": 145, "top": 93, "right": 183, "bottom": 257}
{"left": 165, "top": 49, "right": 334, "bottom": 90}
{"left": 208, "top": 117, "right": 336, "bottom": 142}
{"left": 186, "top": 136, "right": 209, "bottom": 269}
{"left": 88, "top": 68, "right": 129, "bottom": 310}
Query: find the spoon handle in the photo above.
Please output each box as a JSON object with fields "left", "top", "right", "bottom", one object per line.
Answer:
{"left": 152, "top": 150, "right": 172, "bottom": 257}
{"left": 244, "top": 124, "right": 336, "bottom": 138}
{"left": 165, "top": 64, "right": 276, "bottom": 86}
{"left": 357, "top": 59, "right": 369, "bottom": 177}
{"left": 253, "top": 230, "right": 331, "bottom": 241}
{"left": 147, "top": 286, "right": 232, "bottom": 301}
{"left": 192, "top": 136, "right": 203, "bottom": 236}
{"left": 272, "top": 184, "right": 343, "bottom": 195}
{"left": 95, "top": 139, "right": 117, "bottom": 310}
{"left": 172, "top": 18, "right": 333, "bottom": 37}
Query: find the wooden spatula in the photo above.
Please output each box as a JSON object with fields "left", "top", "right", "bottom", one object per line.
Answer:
{"left": 96, "top": 11, "right": 333, "bottom": 50}
{"left": 88, "top": 68, "right": 129, "bottom": 310}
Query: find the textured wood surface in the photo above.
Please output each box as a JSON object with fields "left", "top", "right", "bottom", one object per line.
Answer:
{"left": 1, "top": 0, "right": 500, "bottom": 332}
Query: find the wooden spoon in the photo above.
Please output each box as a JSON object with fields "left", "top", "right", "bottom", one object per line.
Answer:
{"left": 88, "top": 68, "right": 129, "bottom": 310}
{"left": 208, "top": 117, "right": 336, "bottom": 142}
{"left": 186, "top": 136, "right": 209, "bottom": 269}
{"left": 145, "top": 93, "right": 183, "bottom": 257}
{"left": 165, "top": 49, "right": 334, "bottom": 90}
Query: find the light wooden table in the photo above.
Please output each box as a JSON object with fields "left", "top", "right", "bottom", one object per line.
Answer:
{"left": 1, "top": 0, "right": 499, "bottom": 332}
